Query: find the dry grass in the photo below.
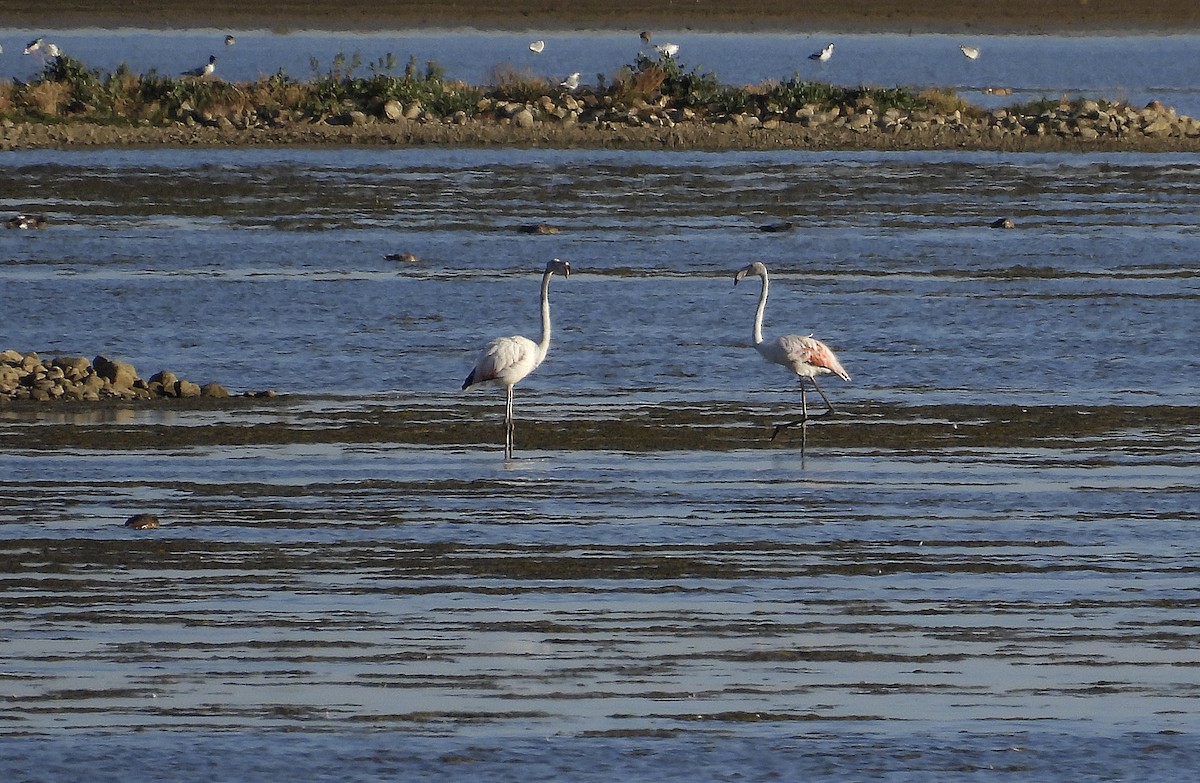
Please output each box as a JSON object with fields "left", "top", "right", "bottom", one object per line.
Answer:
{"left": 22, "top": 81, "right": 72, "bottom": 115}
{"left": 614, "top": 65, "right": 667, "bottom": 102}
{"left": 488, "top": 65, "right": 551, "bottom": 102}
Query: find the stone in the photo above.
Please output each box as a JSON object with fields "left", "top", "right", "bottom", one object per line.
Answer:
{"left": 201, "top": 383, "right": 230, "bottom": 398}
{"left": 1143, "top": 117, "right": 1174, "bottom": 136}
{"left": 93, "top": 355, "right": 139, "bottom": 388}
{"left": 149, "top": 370, "right": 178, "bottom": 388}
{"left": 52, "top": 356, "right": 91, "bottom": 380}
{"left": 124, "top": 513, "right": 160, "bottom": 530}
{"left": 514, "top": 108, "right": 536, "bottom": 129}
{"left": 175, "top": 380, "right": 202, "bottom": 398}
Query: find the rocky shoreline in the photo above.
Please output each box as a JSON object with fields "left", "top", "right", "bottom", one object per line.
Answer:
{"left": 0, "top": 350, "right": 275, "bottom": 402}
{"left": 5, "top": 95, "right": 1200, "bottom": 153}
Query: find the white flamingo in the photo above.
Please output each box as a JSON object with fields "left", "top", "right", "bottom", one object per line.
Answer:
{"left": 734, "top": 261, "right": 851, "bottom": 441}
{"left": 462, "top": 259, "right": 571, "bottom": 459}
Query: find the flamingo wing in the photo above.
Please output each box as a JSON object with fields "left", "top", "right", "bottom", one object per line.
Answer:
{"left": 772, "top": 334, "right": 851, "bottom": 381}
{"left": 463, "top": 335, "right": 540, "bottom": 390}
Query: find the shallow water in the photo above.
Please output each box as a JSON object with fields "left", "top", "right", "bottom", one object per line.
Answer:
{"left": 5, "top": 29, "right": 1200, "bottom": 116}
{"left": 1, "top": 148, "right": 1199, "bottom": 780}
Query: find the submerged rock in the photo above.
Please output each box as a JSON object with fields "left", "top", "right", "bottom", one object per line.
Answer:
{"left": 124, "top": 513, "right": 161, "bottom": 529}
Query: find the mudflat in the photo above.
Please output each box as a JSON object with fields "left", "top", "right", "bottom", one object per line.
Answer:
{"left": 12, "top": 0, "right": 1200, "bottom": 33}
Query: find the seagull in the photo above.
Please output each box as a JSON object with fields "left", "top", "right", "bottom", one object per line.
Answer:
{"left": 960, "top": 44, "right": 980, "bottom": 60}
{"left": 560, "top": 72, "right": 581, "bottom": 91}
{"left": 183, "top": 55, "right": 217, "bottom": 78}
{"left": 225, "top": 35, "right": 236, "bottom": 46}
{"left": 809, "top": 42, "right": 834, "bottom": 62}
{"left": 23, "top": 37, "right": 44, "bottom": 55}
{"left": 529, "top": 39, "right": 545, "bottom": 53}
{"left": 43, "top": 43, "right": 60, "bottom": 58}
{"left": 654, "top": 43, "right": 680, "bottom": 57}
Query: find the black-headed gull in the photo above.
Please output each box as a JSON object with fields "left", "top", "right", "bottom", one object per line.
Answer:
{"left": 809, "top": 42, "right": 834, "bottom": 62}
{"left": 183, "top": 55, "right": 217, "bottom": 78}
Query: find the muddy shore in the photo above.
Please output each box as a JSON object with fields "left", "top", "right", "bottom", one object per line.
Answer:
{"left": 7, "top": 112, "right": 1200, "bottom": 154}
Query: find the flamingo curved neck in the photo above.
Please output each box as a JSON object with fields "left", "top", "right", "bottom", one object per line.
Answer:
{"left": 536, "top": 270, "right": 554, "bottom": 362}
{"left": 751, "top": 268, "right": 769, "bottom": 346}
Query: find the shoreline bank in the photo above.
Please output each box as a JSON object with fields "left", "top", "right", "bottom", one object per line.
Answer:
{"left": 5, "top": 80, "right": 1200, "bottom": 154}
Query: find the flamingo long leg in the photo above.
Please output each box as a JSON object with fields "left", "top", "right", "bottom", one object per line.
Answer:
{"left": 808, "top": 376, "right": 838, "bottom": 414}
{"left": 771, "top": 379, "right": 837, "bottom": 441}
{"left": 505, "top": 386, "right": 515, "bottom": 459}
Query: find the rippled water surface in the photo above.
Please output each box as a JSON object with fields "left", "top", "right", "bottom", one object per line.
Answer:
{"left": 1, "top": 147, "right": 1198, "bottom": 780}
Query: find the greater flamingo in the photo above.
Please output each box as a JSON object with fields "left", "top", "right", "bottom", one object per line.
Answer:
{"left": 462, "top": 259, "right": 571, "bottom": 459}
{"left": 734, "top": 261, "right": 851, "bottom": 441}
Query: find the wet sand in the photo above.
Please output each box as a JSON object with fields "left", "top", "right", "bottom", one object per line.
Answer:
{"left": 9, "top": 0, "right": 1200, "bottom": 33}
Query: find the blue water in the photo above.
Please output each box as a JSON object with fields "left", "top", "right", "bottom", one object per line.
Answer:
{"left": 1, "top": 147, "right": 1199, "bottom": 781}
{"left": 4, "top": 29, "right": 1200, "bottom": 115}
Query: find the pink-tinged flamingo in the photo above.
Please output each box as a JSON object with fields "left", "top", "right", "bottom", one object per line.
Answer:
{"left": 734, "top": 261, "right": 851, "bottom": 441}
{"left": 462, "top": 258, "right": 571, "bottom": 459}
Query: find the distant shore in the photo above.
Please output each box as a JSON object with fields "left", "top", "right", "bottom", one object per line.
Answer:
{"left": 6, "top": 1, "right": 1200, "bottom": 154}
{"left": 6, "top": 0, "right": 1200, "bottom": 34}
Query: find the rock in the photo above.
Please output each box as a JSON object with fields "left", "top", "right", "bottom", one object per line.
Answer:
{"left": 93, "top": 355, "right": 139, "bottom": 388}
{"left": 175, "top": 380, "right": 202, "bottom": 398}
{"left": 348, "top": 110, "right": 369, "bottom": 126}
{"left": 514, "top": 108, "right": 535, "bottom": 129}
{"left": 52, "top": 356, "right": 91, "bottom": 381}
{"left": 201, "top": 383, "right": 230, "bottom": 398}
{"left": 0, "top": 364, "right": 21, "bottom": 391}
{"left": 124, "top": 513, "right": 160, "bottom": 530}
{"left": 518, "top": 223, "right": 560, "bottom": 234}
{"left": 757, "top": 221, "right": 794, "bottom": 233}
{"left": 149, "top": 370, "right": 178, "bottom": 388}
